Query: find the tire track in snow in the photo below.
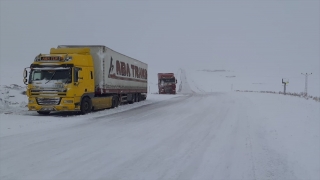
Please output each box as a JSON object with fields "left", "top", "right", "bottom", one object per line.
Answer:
{"left": 239, "top": 96, "right": 298, "bottom": 180}
{"left": 237, "top": 96, "right": 257, "bottom": 180}
{"left": 103, "top": 94, "right": 228, "bottom": 180}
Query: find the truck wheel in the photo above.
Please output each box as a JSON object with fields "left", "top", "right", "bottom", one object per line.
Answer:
{"left": 37, "top": 111, "right": 50, "bottom": 115}
{"left": 137, "top": 94, "right": 141, "bottom": 102}
{"left": 80, "top": 97, "right": 92, "bottom": 114}
{"left": 111, "top": 96, "right": 118, "bottom": 108}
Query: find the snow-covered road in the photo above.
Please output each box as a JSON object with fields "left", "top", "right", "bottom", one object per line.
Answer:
{"left": 0, "top": 68, "right": 319, "bottom": 180}
{"left": 1, "top": 91, "right": 319, "bottom": 180}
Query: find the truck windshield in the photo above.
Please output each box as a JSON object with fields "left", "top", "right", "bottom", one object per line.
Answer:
{"left": 29, "top": 68, "right": 72, "bottom": 84}
{"left": 160, "top": 78, "right": 175, "bottom": 83}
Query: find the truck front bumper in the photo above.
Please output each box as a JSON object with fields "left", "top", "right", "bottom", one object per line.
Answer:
{"left": 28, "top": 97, "right": 80, "bottom": 112}
{"left": 159, "top": 88, "right": 176, "bottom": 94}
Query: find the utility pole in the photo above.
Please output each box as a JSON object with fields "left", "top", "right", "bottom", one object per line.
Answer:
{"left": 301, "top": 73, "right": 312, "bottom": 96}
{"left": 282, "top": 79, "right": 289, "bottom": 95}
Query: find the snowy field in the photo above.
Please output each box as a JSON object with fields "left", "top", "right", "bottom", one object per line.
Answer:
{"left": 0, "top": 69, "right": 319, "bottom": 180}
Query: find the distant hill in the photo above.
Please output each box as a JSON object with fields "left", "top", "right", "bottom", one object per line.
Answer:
{"left": 198, "top": 69, "right": 229, "bottom": 72}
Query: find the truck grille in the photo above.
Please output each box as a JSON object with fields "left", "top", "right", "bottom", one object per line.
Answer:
{"left": 36, "top": 97, "right": 61, "bottom": 105}
{"left": 165, "top": 87, "right": 172, "bottom": 93}
{"left": 31, "top": 89, "right": 66, "bottom": 96}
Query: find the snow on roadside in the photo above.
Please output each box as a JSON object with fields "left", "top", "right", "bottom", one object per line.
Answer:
{"left": 0, "top": 84, "right": 28, "bottom": 115}
{"left": 237, "top": 91, "right": 320, "bottom": 179}
{"left": 177, "top": 69, "right": 198, "bottom": 94}
{"left": 0, "top": 86, "right": 183, "bottom": 137}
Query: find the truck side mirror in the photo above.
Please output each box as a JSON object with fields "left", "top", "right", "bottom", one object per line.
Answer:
{"left": 23, "top": 68, "right": 28, "bottom": 85}
{"left": 176, "top": 79, "right": 177, "bottom": 84}
{"left": 23, "top": 69, "right": 28, "bottom": 78}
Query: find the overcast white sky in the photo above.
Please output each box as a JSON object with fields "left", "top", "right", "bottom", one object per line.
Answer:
{"left": 0, "top": 0, "right": 319, "bottom": 85}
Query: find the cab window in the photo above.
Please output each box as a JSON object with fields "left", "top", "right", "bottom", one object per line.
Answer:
{"left": 74, "top": 67, "right": 81, "bottom": 82}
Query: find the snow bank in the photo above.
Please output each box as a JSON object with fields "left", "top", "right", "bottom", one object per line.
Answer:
{"left": 0, "top": 84, "right": 181, "bottom": 116}
{"left": 0, "top": 93, "right": 183, "bottom": 137}
{"left": 0, "top": 84, "right": 28, "bottom": 114}
{"left": 237, "top": 92, "right": 320, "bottom": 179}
{"left": 0, "top": 84, "right": 183, "bottom": 137}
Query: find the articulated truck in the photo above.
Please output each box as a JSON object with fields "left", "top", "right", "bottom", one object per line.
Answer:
{"left": 23, "top": 45, "right": 148, "bottom": 115}
{"left": 158, "top": 73, "right": 177, "bottom": 94}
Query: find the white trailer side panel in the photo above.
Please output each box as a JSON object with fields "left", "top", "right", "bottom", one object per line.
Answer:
{"left": 57, "top": 45, "right": 148, "bottom": 94}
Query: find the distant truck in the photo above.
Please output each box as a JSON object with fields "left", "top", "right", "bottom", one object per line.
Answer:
{"left": 158, "top": 73, "right": 177, "bottom": 94}
{"left": 23, "top": 45, "right": 148, "bottom": 115}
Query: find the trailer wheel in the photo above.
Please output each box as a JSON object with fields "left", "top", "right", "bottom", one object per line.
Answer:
{"left": 136, "top": 93, "right": 140, "bottom": 102}
{"left": 80, "top": 97, "right": 92, "bottom": 114}
{"left": 37, "top": 111, "right": 50, "bottom": 115}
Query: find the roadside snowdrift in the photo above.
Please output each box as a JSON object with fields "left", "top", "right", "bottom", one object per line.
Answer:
{"left": 0, "top": 84, "right": 28, "bottom": 114}
{"left": 0, "top": 84, "right": 183, "bottom": 116}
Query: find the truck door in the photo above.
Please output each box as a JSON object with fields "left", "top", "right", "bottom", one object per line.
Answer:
{"left": 87, "top": 68, "right": 94, "bottom": 93}
{"left": 74, "top": 67, "right": 89, "bottom": 97}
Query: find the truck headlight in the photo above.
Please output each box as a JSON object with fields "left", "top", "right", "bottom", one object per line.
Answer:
{"left": 63, "top": 100, "right": 73, "bottom": 104}
{"left": 29, "top": 100, "right": 34, "bottom": 103}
